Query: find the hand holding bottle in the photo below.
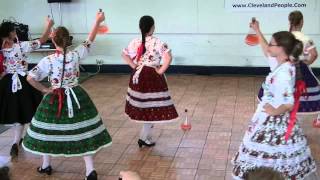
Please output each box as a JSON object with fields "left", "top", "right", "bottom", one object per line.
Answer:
{"left": 97, "top": 9, "right": 109, "bottom": 34}
{"left": 245, "top": 17, "right": 259, "bottom": 46}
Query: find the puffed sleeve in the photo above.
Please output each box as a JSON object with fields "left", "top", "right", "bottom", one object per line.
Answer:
{"left": 122, "top": 38, "right": 140, "bottom": 59}
{"left": 72, "top": 40, "right": 91, "bottom": 62}
{"left": 155, "top": 38, "right": 171, "bottom": 57}
{"left": 28, "top": 57, "right": 49, "bottom": 81}
{"left": 275, "top": 67, "right": 295, "bottom": 105}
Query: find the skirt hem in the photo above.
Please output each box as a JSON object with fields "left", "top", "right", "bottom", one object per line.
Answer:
{"left": 126, "top": 114, "right": 179, "bottom": 124}
{"left": 232, "top": 168, "right": 317, "bottom": 180}
{"left": 22, "top": 141, "right": 112, "bottom": 157}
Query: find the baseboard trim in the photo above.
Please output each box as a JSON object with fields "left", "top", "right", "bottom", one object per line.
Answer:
{"left": 28, "top": 64, "right": 320, "bottom": 76}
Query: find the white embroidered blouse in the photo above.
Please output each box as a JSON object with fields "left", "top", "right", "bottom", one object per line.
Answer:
{"left": 262, "top": 58, "right": 296, "bottom": 109}
{"left": 28, "top": 42, "right": 90, "bottom": 118}
{"left": 123, "top": 36, "right": 170, "bottom": 67}
{"left": 1, "top": 40, "right": 41, "bottom": 92}
{"left": 123, "top": 36, "right": 171, "bottom": 84}
{"left": 29, "top": 42, "right": 90, "bottom": 89}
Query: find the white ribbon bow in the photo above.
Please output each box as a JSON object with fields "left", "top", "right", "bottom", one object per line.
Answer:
{"left": 65, "top": 87, "right": 81, "bottom": 118}
{"left": 132, "top": 65, "right": 144, "bottom": 85}
{"left": 11, "top": 71, "right": 26, "bottom": 93}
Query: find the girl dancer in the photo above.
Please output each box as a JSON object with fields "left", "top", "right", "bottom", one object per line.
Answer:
{"left": 258, "top": 11, "right": 319, "bottom": 126}
{"left": 122, "top": 15, "right": 179, "bottom": 147}
{"left": 22, "top": 11, "right": 112, "bottom": 180}
{"left": 233, "top": 20, "right": 317, "bottom": 180}
{"left": 0, "top": 17, "right": 53, "bottom": 158}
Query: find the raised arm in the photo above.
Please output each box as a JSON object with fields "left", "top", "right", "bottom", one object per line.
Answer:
{"left": 87, "top": 10, "right": 105, "bottom": 43}
{"left": 39, "top": 16, "right": 54, "bottom": 44}
{"left": 251, "top": 20, "right": 269, "bottom": 57}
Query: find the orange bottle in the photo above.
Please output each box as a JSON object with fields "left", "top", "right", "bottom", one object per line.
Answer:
{"left": 181, "top": 109, "right": 191, "bottom": 131}
{"left": 245, "top": 17, "right": 259, "bottom": 46}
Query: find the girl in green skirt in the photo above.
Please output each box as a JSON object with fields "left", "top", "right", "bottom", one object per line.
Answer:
{"left": 22, "top": 11, "right": 112, "bottom": 180}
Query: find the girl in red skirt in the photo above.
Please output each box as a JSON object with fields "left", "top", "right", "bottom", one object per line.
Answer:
{"left": 122, "top": 15, "right": 179, "bottom": 147}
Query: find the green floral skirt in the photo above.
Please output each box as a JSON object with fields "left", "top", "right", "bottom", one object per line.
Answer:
{"left": 22, "top": 86, "right": 112, "bottom": 157}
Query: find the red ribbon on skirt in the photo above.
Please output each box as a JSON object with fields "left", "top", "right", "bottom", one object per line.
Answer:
{"left": 49, "top": 88, "right": 65, "bottom": 118}
{"left": 284, "top": 80, "right": 307, "bottom": 141}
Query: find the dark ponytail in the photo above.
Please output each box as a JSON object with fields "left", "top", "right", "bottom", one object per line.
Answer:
{"left": 289, "top": 11, "right": 303, "bottom": 32}
{"left": 136, "top": 15, "right": 154, "bottom": 61}
{"left": 291, "top": 39, "right": 304, "bottom": 81}
{"left": 141, "top": 33, "right": 146, "bottom": 54}
{"left": 0, "top": 39, "right": 3, "bottom": 51}
{"left": 0, "top": 38, "right": 3, "bottom": 50}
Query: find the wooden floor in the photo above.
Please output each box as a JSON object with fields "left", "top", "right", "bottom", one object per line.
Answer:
{"left": 0, "top": 74, "right": 319, "bottom": 180}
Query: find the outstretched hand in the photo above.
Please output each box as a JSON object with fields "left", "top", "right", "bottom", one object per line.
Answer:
{"left": 46, "top": 16, "right": 54, "bottom": 29}
{"left": 96, "top": 10, "right": 105, "bottom": 24}
{"left": 250, "top": 19, "right": 260, "bottom": 32}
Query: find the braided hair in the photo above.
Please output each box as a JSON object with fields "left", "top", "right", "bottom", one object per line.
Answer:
{"left": 52, "top": 26, "right": 70, "bottom": 88}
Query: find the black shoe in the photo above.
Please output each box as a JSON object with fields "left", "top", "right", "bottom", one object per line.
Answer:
{"left": 0, "top": 166, "right": 10, "bottom": 180}
{"left": 138, "top": 139, "right": 156, "bottom": 148}
{"left": 37, "top": 166, "right": 52, "bottom": 175}
{"left": 85, "top": 170, "right": 97, "bottom": 180}
{"left": 10, "top": 144, "right": 18, "bottom": 158}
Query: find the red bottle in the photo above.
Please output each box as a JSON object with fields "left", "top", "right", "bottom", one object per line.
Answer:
{"left": 245, "top": 17, "right": 259, "bottom": 46}
{"left": 181, "top": 109, "right": 191, "bottom": 131}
